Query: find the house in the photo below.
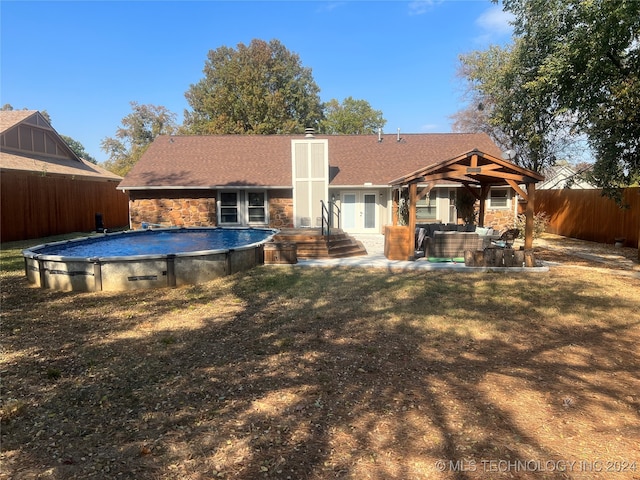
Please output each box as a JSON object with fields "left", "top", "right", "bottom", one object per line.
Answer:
{"left": 118, "top": 130, "right": 521, "bottom": 234}
{"left": 0, "top": 110, "right": 129, "bottom": 242}
{"left": 538, "top": 165, "right": 596, "bottom": 190}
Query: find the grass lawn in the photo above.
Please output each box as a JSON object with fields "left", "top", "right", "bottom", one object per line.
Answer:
{"left": 1, "top": 234, "right": 639, "bottom": 479}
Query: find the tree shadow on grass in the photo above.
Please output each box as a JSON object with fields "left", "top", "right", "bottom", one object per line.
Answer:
{"left": 1, "top": 267, "right": 639, "bottom": 479}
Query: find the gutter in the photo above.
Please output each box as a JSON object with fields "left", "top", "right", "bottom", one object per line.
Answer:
{"left": 118, "top": 185, "right": 293, "bottom": 192}
{"left": 328, "top": 183, "right": 461, "bottom": 189}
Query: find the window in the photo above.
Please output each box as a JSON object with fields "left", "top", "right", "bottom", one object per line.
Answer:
{"left": 218, "top": 190, "right": 268, "bottom": 225}
{"left": 416, "top": 193, "right": 437, "bottom": 220}
{"left": 247, "top": 191, "right": 267, "bottom": 224}
{"left": 219, "top": 191, "right": 239, "bottom": 224}
{"left": 489, "top": 188, "right": 509, "bottom": 209}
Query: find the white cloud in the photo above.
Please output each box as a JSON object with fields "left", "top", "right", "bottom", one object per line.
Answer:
{"left": 315, "top": 2, "right": 344, "bottom": 14}
{"left": 408, "top": 0, "right": 442, "bottom": 16}
{"left": 474, "top": 5, "right": 514, "bottom": 44}
{"left": 419, "top": 123, "right": 439, "bottom": 132}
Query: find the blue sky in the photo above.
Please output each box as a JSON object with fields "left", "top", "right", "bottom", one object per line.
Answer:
{"left": 1, "top": 1, "right": 514, "bottom": 163}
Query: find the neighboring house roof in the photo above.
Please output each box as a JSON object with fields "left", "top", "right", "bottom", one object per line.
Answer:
{"left": 0, "top": 110, "right": 122, "bottom": 182}
{"left": 0, "top": 110, "right": 36, "bottom": 131}
{"left": 538, "top": 165, "right": 595, "bottom": 189}
{"left": 119, "top": 132, "right": 503, "bottom": 190}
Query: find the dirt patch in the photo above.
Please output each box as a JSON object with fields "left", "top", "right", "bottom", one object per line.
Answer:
{"left": 1, "top": 235, "right": 639, "bottom": 479}
{"left": 532, "top": 233, "right": 639, "bottom": 271}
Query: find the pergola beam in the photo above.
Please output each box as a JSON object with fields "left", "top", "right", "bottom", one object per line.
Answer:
{"left": 417, "top": 184, "right": 433, "bottom": 201}
{"left": 506, "top": 179, "right": 528, "bottom": 201}
{"left": 462, "top": 183, "right": 481, "bottom": 200}
{"left": 448, "top": 163, "right": 502, "bottom": 175}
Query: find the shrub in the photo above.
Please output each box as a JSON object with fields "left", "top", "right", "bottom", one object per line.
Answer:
{"left": 514, "top": 211, "right": 549, "bottom": 239}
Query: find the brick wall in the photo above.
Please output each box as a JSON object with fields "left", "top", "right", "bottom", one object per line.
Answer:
{"left": 483, "top": 209, "right": 514, "bottom": 232}
{"left": 268, "top": 189, "right": 294, "bottom": 228}
{"left": 129, "top": 197, "right": 216, "bottom": 229}
{"left": 128, "top": 189, "right": 294, "bottom": 229}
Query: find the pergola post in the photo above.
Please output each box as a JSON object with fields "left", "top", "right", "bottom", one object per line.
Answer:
{"left": 392, "top": 188, "right": 399, "bottom": 226}
{"left": 524, "top": 182, "right": 536, "bottom": 251}
{"left": 408, "top": 182, "right": 417, "bottom": 260}
{"left": 478, "top": 185, "right": 489, "bottom": 227}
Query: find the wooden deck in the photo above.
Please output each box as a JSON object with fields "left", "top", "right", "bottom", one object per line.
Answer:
{"left": 274, "top": 228, "right": 368, "bottom": 259}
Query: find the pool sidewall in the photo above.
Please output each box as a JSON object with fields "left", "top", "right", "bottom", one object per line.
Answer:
{"left": 22, "top": 227, "right": 278, "bottom": 292}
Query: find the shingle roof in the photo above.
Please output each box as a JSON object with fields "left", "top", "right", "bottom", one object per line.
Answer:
{"left": 120, "top": 135, "right": 294, "bottom": 189}
{"left": 326, "top": 133, "right": 503, "bottom": 186}
{"left": 0, "top": 110, "right": 122, "bottom": 181}
{"left": 0, "top": 150, "right": 122, "bottom": 181}
{"left": 118, "top": 132, "right": 503, "bottom": 189}
{"left": 0, "top": 110, "right": 37, "bottom": 133}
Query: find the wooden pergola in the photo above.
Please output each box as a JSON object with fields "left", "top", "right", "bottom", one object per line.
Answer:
{"left": 388, "top": 149, "right": 545, "bottom": 263}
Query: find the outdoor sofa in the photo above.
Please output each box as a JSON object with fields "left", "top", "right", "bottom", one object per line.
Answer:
{"left": 415, "top": 223, "right": 502, "bottom": 260}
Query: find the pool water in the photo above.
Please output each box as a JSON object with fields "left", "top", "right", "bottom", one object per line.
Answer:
{"left": 34, "top": 228, "right": 276, "bottom": 258}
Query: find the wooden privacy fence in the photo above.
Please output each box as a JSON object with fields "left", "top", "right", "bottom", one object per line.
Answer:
{"left": 1, "top": 171, "right": 130, "bottom": 243}
{"left": 535, "top": 187, "right": 639, "bottom": 248}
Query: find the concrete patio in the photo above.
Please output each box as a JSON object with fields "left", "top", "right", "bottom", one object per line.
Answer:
{"left": 289, "top": 233, "right": 549, "bottom": 273}
{"left": 267, "top": 232, "right": 640, "bottom": 278}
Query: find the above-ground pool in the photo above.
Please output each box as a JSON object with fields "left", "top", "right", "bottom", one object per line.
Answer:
{"left": 23, "top": 227, "right": 278, "bottom": 292}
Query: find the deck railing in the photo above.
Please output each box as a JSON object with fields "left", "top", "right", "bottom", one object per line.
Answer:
{"left": 320, "top": 200, "right": 341, "bottom": 237}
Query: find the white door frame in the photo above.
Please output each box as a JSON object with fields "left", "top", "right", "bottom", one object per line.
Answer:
{"left": 341, "top": 190, "right": 379, "bottom": 233}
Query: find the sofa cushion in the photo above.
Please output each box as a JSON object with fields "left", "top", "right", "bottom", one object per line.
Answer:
{"left": 426, "top": 223, "right": 444, "bottom": 237}
{"left": 426, "top": 231, "right": 483, "bottom": 258}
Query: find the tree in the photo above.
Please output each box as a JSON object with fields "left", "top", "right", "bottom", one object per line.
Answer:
{"left": 318, "top": 97, "right": 386, "bottom": 134}
{"left": 451, "top": 48, "right": 513, "bottom": 153}
{"left": 101, "top": 102, "right": 177, "bottom": 176}
{"left": 454, "top": 42, "right": 583, "bottom": 173}
{"left": 500, "top": 0, "right": 640, "bottom": 194}
{"left": 60, "top": 135, "right": 97, "bottom": 164}
{"left": 183, "top": 39, "right": 323, "bottom": 135}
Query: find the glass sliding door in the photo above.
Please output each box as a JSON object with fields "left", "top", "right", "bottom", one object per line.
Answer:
{"left": 363, "top": 193, "right": 376, "bottom": 230}
{"left": 342, "top": 193, "right": 357, "bottom": 230}
{"left": 340, "top": 191, "right": 378, "bottom": 233}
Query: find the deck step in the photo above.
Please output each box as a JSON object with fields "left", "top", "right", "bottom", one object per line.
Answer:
{"left": 273, "top": 228, "right": 368, "bottom": 259}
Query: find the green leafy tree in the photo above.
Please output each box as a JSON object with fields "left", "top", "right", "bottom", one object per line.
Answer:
{"left": 500, "top": 0, "right": 640, "bottom": 194}
{"left": 455, "top": 42, "right": 581, "bottom": 173}
{"left": 183, "top": 39, "right": 323, "bottom": 134}
{"left": 60, "top": 135, "right": 97, "bottom": 164}
{"left": 101, "top": 102, "right": 177, "bottom": 176}
{"left": 318, "top": 97, "right": 386, "bottom": 134}
{"left": 451, "top": 48, "right": 513, "bottom": 152}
